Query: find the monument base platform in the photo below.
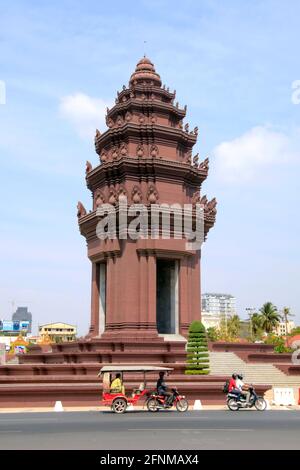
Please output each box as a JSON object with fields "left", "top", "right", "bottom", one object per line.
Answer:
{"left": 0, "top": 338, "right": 272, "bottom": 407}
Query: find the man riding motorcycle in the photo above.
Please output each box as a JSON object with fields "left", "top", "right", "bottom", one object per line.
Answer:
{"left": 156, "top": 371, "right": 173, "bottom": 406}
{"left": 228, "top": 373, "right": 242, "bottom": 401}
{"left": 236, "top": 373, "right": 251, "bottom": 404}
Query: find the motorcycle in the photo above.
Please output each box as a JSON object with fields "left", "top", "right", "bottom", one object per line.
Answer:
{"left": 146, "top": 387, "right": 189, "bottom": 412}
{"left": 227, "top": 386, "right": 267, "bottom": 411}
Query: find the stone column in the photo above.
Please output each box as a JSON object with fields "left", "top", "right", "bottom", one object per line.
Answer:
{"left": 89, "top": 262, "right": 99, "bottom": 337}
{"left": 147, "top": 254, "right": 157, "bottom": 332}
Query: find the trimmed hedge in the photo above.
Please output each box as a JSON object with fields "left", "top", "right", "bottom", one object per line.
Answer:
{"left": 185, "top": 320, "right": 210, "bottom": 375}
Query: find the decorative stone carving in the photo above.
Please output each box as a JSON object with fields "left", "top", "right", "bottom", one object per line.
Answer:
{"left": 100, "top": 150, "right": 108, "bottom": 163}
{"left": 122, "top": 96, "right": 127, "bottom": 102}
{"left": 106, "top": 116, "right": 114, "bottom": 128}
{"left": 136, "top": 144, "right": 144, "bottom": 158}
{"left": 118, "top": 186, "right": 127, "bottom": 203}
{"left": 111, "top": 146, "right": 119, "bottom": 160}
{"left": 147, "top": 185, "right": 159, "bottom": 204}
{"left": 138, "top": 113, "right": 146, "bottom": 124}
{"left": 120, "top": 143, "right": 128, "bottom": 157}
{"left": 125, "top": 111, "right": 132, "bottom": 122}
{"left": 178, "top": 120, "right": 183, "bottom": 129}
{"left": 77, "top": 201, "right": 87, "bottom": 218}
{"left": 150, "top": 144, "right": 159, "bottom": 159}
{"left": 95, "top": 129, "right": 101, "bottom": 140}
{"left": 199, "top": 157, "right": 209, "bottom": 171}
{"left": 200, "top": 195, "right": 208, "bottom": 206}
{"left": 108, "top": 188, "right": 117, "bottom": 205}
{"left": 193, "top": 153, "right": 199, "bottom": 167}
{"left": 131, "top": 185, "right": 142, "bottom": 203}
{"left": 116, "top": 115, "right": 123, "bottom": 127}
{"left": 94, "top": 189, "right": 105, "bottom": 208}
{"left": 207, "top": 197, "right": 217, "bottom": 215}
{"left": 86, "top": 161, "right": 92, "bottom": 174}
{"left": 122, "top": 85, "right": 126, "bottom": 91}
{"left": 193, "top": 126, "right": 198, "bottom": 136}
{"left": 192, "top": 191, "right": 201, "bottom": 205}
{"left": 130, "top": 91, "right": 135, "bottom": 98}
{"left": 150, "top": 113, "right": 157, "bottom": 124}
{"left": 186, "top": 151, "right": 192, "bottom": 165}
{"left": 184, "top": 123, "right": 189, "bottom": 132}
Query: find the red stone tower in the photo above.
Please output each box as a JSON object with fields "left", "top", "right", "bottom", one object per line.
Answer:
{"left": 78, "top": 57, "right": 216, "bottom": 341}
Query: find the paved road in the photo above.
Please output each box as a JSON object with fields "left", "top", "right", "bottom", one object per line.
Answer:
{"left": 0, "top": 410, "right": 300, "bottom": 450}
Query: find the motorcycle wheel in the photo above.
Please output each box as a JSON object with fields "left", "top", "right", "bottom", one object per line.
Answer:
{"left": 176, "top": 398, "right": 189, "bottom": 412}
{"left": 254, "top": 397, "right": 267, "bottom": 411}
{"left": 227, "top": 398, "right": 239, "bottom": 411}
{"left": 112, "top": 398, "right": 127, "bottom": 414}
{"left": 147, "top": 398, "right": 159, "bottom": 412}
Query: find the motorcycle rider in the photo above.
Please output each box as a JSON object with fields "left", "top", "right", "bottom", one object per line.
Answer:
{"left": 156, "top": 371, "right": 173, "bottom": 406}
{"left": 236, "top": 373, "right": 251, "bottom": 405}
{"left": 228, "top": 373, "right": 242, "bottom": 401}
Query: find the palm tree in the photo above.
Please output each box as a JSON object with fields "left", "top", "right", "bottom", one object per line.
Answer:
{"left": 259, "top": 302, "right": 281, "bottom": 334}
{"left": 227, "top": 314, "right": 241, "bottom": 339}
{"left": 250, "top": 313, "right": 264, "bottom": 340}
{"left": 281, "top": 306, "right": 294, "bottom": 345}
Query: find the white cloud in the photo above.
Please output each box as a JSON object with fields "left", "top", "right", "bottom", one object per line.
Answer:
{"left": 59, "top": 93, "right": 110, "bottom": 139}
{"left": 213, "top": 126, "right": 299, "bottom": 183}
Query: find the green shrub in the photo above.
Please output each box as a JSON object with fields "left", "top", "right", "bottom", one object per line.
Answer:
{"left": 185, "top": 320, "right": 210, "bottom": 375}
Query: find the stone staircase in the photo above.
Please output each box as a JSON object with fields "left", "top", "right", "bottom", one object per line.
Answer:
{"left": 209, "top": 351, "right": 300, "bottom": 387}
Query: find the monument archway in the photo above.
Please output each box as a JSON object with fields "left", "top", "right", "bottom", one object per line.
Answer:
{"left": 156, "top": 259, "right": 179, "bottom": 335}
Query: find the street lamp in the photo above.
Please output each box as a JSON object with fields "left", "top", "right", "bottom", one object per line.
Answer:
{"left": 246, "top": 307, "right": 256, "bottom": 342}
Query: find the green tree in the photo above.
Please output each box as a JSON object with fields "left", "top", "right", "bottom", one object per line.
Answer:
{"left": 281, "top": 307, "right": 294, "bottom": 343}
{"left": 207, "top": 326, "right": 219, "bottom": 342}
{"left": 227, "top": 314, "right": 241, "bottom": 339}
{"left": 185, "top": 321, "right": 210, "bottom": 375}
{"left": 259, "top": 302, "right": 280, "bottom": 333}
{"left": 250, "top": 313, "right": 264, "bottom": 340}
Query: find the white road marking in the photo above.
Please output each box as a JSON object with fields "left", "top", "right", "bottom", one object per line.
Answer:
{"left": 0, "top": 431, "right": 22, "bottom": 433}
{"left": 127, "top": 428, "right": 254, "bottom": 432}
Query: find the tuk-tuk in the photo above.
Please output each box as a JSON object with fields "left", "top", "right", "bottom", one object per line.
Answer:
{"left": 99, "top": 365, "right": 173, "bottom": 413}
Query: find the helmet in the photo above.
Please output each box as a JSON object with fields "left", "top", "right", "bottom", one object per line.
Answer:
{"left": 231, "top": 373, "right": 237, "bottom": 379}
{"left": 237, "top": 373, "right": 244, "bottom": 380}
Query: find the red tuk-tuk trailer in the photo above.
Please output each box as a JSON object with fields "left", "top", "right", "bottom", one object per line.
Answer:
{"left": 99, "top": 365, "right": 173, "bottom": 413}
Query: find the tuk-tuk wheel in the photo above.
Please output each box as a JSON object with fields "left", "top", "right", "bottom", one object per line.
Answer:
{"left": 112, "top": 397, "right": 127, "bottom": 414}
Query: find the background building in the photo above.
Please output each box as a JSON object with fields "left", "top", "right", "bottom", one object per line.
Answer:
{"left": 38, "top": 322, "right": 77, "bottom": 343}
{"left": 12, "top": 306, "right": 32, "bottom": 333}
{"left": 274, "top": 321, "right": 295, "bottom": 337}
{"left": 202, "top": 293, "right": 236, "bottom": 317}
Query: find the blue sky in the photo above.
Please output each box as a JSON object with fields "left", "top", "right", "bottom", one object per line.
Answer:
{"left": 0, "top": 0, "right": 299, "bottom": 334}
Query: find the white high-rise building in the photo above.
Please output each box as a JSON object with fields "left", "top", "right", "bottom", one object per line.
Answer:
{"left": 201, "top": 293, "right": 236, "bottom": 328}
